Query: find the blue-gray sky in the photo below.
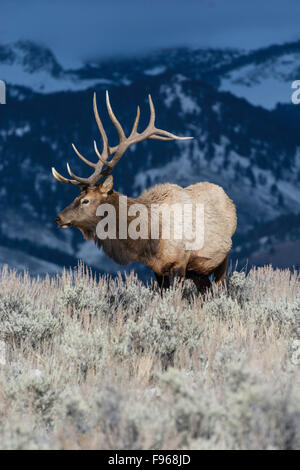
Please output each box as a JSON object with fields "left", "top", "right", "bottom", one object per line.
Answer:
{"left": 1, "top": 0, "right": 300, "bottom": 67}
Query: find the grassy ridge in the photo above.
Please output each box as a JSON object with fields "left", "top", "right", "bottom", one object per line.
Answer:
{"left": 0, "top": 263, "right": 299, "bottom": 449}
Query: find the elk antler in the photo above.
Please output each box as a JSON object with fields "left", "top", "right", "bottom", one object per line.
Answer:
{"left": 52, "top": 91, "right": 193, "bottom": 187}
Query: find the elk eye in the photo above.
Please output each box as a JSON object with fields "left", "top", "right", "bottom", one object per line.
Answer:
{"left": 81, "top": 199, "right": 89, "bottom": 205}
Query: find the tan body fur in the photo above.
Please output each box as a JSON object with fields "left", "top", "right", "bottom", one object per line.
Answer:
{"left": 144, "top": 182, "right": 235, "bottom": 276}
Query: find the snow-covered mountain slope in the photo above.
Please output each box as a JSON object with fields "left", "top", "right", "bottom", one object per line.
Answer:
{"left": 218, "top": 41, "right": 300, "bottom": 110}
{"left": 75, "top": 46, "right": 242, "bottom": 85}
{"left": 0, "top": 41, "right": 103, "bottom": 93}
{"left": 220, "top": 63, "right": 293, "bottom": 110}
{"left": 72, "top": 41, "right": 300, "bottom": 111}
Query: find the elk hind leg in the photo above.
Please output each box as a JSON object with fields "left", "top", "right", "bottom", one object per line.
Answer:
{"left": 186, "top": 271, "right": 212, "bottom": 295}
{"left": 214, "top": 254, "right": 229, "bottom": 283}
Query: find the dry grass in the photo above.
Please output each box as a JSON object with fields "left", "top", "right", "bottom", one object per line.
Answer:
{"left": 0, "top": 263, "right": 299, "bottom": 449}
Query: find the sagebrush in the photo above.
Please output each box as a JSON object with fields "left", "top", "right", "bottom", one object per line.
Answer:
{"left": 0, "top": 263, "right": 299, "bottom": 449}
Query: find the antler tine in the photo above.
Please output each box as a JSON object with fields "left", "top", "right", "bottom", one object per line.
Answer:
{"left": 147, "top": 94, "right": 156, "bottom": 129}
{"left": 93, "top": 140, "right": 113, "bottom": 167}
{"left": 130, "top": 105, "right": 141, "bottom": 137}
{"left": 52, "top": 167, "right": 81, "bottom": 186}
{"left": 146, "top": 95, "right": 193, "bottom": 141}
{"left": 72, "top": 143, "right": 97, "bottom": 168}
{"left": 149, "top": 135, "right": 175, "bottom": 141}
{"left": 106, "top": 91, "right": 126, "bottom": 140}
{"left": 150, "top": 130, "right": 193, "bottom": 141}
{"left": 93, "top": 92, "right": 109, "bottom": 156}
{"left": 63, "top": 93, "right": 113, "bottom": 187}
{"left": 66, "top": 163, "right": 93, "bottom": 185}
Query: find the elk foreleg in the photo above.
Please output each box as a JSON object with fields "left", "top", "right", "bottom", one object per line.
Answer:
{"left": 154, "top": 273, "right": 170, "bottom": 290}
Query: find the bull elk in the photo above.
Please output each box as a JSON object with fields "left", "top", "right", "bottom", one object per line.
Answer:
{"left": 53, "top": 92, "right": 237, "bottom": 293}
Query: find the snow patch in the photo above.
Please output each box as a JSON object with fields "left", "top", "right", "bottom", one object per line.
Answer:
{"left": 161, "top": 80, "right": 201, "bottom": 115}
{"left": 144, "top": 66, "right": 166, "bottom": 76}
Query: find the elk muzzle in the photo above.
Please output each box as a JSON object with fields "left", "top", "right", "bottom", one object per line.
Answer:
{"left": 55, "top": 214, "right": 72, "bottom": 229}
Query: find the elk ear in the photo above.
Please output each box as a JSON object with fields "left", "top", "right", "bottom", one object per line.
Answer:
{"left": 100, "top": 175, "right": 113, "bottom": 194}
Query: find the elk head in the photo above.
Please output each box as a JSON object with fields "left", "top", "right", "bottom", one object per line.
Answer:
{"left": 52, "top": 91, "right": 192, "bottom": 239}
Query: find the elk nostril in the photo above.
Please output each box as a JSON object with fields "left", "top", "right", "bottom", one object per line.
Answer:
{"left": 55, "top": 216, "right": 61, "bottom": 224}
